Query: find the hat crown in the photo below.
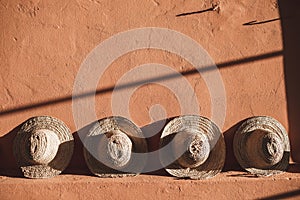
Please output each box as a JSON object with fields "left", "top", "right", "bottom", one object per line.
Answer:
{"left": 245, "top": 129, "right": 284, "bottom": 168}
{"left": 261, "top": 132, "right": 284, "bottom": 165}
{"left": 173, "top": 129, "right": 210, "bottom": 168}
{"left": 25, "top": 129, "right": 60, "bottom": 165}
{"left": 98, "top": 130, "right": 132, "bottom": 169}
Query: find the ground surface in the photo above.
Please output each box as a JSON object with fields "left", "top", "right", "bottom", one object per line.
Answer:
{"left": 1, "top": 169, "right": 300, "bottom": 200}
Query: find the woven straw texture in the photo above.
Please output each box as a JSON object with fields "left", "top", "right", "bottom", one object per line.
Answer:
{"left": 83, "top": 116, "right": 147, "bottom": 178}
{"left": 13, "top": 116, "right": 74, "bottom": 179}
{"left": 160, "top": 115, "right": 225, "bottom": 179}
{"left": 233, "top": 116, "right": 290, "bottom": 176}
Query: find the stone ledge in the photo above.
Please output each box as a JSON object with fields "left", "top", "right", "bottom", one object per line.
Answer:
{"left": 1, "top": 170, "right": 300, "bottom": 199}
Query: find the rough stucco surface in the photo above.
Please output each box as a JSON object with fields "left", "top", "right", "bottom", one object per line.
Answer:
{"left": 0, "top": 0, "right": 291, "bottom": 197}
{"left": 1, "top": 172, "right": 300, "bottom": 200}
{"left": 0, "top": 0, "right": 285, "bottom": 158}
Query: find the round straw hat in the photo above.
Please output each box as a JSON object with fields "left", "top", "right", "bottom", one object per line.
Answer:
{"left": 13, "top": 116, "right": 74, "bottom": 178}
{"left": 233, "top": 116, "right": 290, "bottom": 176}
{"left": 160, "top": 115, "right": 225, "bottom": 179}
{"left": 83, "top": 116, "right": 147, "bottom": 178}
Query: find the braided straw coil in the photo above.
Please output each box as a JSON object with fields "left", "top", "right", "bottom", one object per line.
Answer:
{"left": 13, "top": 116, "right": 74, "bottom": 178}
{"left": 160, "top": 115, "right": 225, "bottom": 179}
{"left": 83, "top": 116, "right": 147, "bottom": 178}
{"left": 233, "top": 116, "right": 290, "bottom": 176}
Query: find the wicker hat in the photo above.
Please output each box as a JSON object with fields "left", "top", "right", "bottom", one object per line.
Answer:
{"left": 159, "top": 115, "right": 225, "bottom": 179}
{"left": 83, "top": 116, "right": 147, "bottom": 178}
{"left": 233, "top": 116, "right": 290, "bottom": 176}
{"left": 13, "top": 116, "right": 74, "bottom": 178}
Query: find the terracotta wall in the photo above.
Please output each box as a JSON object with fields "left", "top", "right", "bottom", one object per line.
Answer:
{"left": 0, "top": 0, "right": 290, "bottom": 172}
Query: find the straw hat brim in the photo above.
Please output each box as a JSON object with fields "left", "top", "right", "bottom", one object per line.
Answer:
{"left": 83, "top": 116, "right": 147, "bottom": 178}
{"left": 13, "top": 116, "right": 74, "bottom": 179}
{"left": 160, "top": 115, "right": 225, "bottom": 179}
{"left": 233, "top": 116, "right": 290, "bottom": 176}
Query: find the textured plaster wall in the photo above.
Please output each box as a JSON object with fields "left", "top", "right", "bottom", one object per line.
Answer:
{"left": 0, "top": 0, "right": 286, "bottom": 171}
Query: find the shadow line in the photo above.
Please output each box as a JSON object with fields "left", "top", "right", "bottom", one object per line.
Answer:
{"left": 0, "top": 50, "right": 283, "bottom": 117}
{"left": 259, "top": 189, "right": 300, "bottom": 200}
{"left": 176, "top": 8, "right": 214, "bottom": 17}
{"left": 278, "top": 0, "right": 300, "bottom": 163}
{"left": 243, "top": 18, "right": 280, "bottom": 26}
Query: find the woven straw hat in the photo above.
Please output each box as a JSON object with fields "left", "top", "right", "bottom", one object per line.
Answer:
{"left": 159, "top": 115, "right": 225, "bottom": 179}
{"left": 83, "top": 116, "right": 147, "bottom": 178}
{"left": 13, "top": 116, "right": 74, "bottom": 178}
{"left": 233, "top": 116, "right": 290, "bottom": 176}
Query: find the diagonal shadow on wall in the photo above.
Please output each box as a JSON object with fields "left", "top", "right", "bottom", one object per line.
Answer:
{"left": 0, "top": 50, "right": 283, "bottom": 117}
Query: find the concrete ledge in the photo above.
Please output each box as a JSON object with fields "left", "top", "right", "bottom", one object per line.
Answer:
{"left": 1, "top": 170, "right": 300, "bottom": 199}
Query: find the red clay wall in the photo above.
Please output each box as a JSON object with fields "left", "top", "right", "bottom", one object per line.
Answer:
{"left": 0, "top": 0, "right": 288, "bottom": 172}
